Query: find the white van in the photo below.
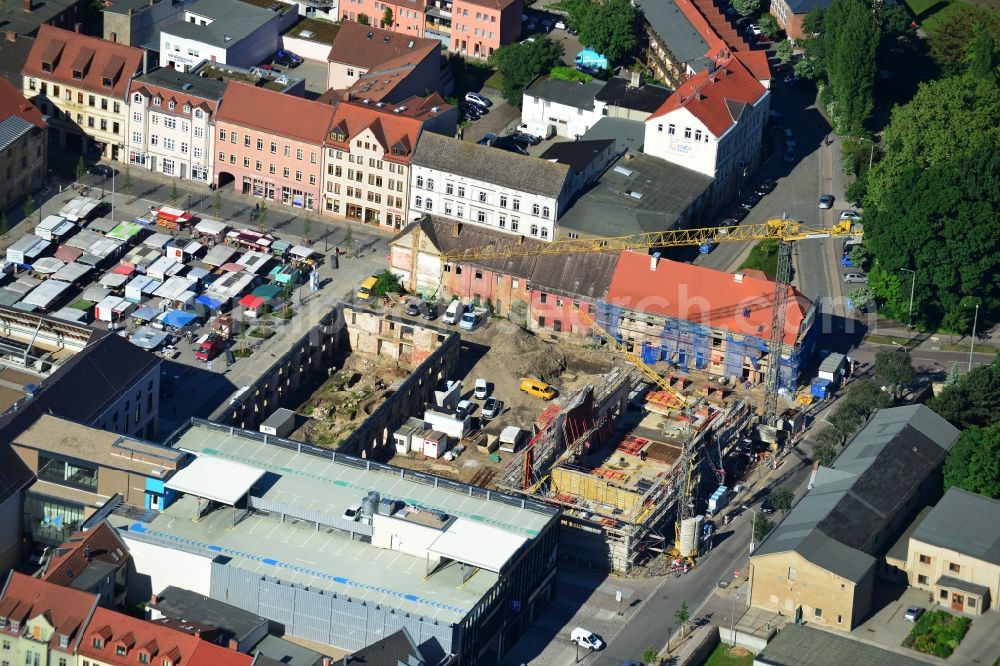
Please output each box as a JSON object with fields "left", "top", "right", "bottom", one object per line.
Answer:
{"left": 443, "top": 300, "right": 462, "bottom": 324}
{"left": 517, "top": 121, "right": 555, "bottom": 141}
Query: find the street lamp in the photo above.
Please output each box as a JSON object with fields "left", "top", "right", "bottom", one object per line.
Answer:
{"left": 969, "top": 302, "right": 980, "bottom": 372}
{"left": 857, "top": 137, "right": 876, "bottom": 173}
{"left": 899, "top": 268, "right": 916, "bottom": 333}
{"left": 747, "top": 507, "right": 757, "bottom": 553}
{"left": 730, "top": 590, "right": 742, "bottom": 647}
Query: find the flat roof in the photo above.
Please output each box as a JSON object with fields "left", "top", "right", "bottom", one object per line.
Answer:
{"left": 119, "top": 421, "right": 557, "bottom": 623}
{"left": 427, "top": 518, "right": 526, "bottom": 573}
{"left": 165, "top": 454, "right": 265, "bottom": 505}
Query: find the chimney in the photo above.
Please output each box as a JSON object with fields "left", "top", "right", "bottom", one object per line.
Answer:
{"left": 22, "top": 0, "right": 31, "bottom": 12}
{"left": 228, "top": 638, "right": 239, "bottom": 651}
{"left": 74, "top": 22, "right": 81, "bottom": 32}
{"left": 149, "top": 593, "right": 158, "bottom": 605}
{"left": 733, "top": 272, "right": 744, "bottom": 283}
{"left": 142, "top": 49, "right": 148, "bottom": 75}
{"left": 629, "top": 69, "right": 641, "bottom": 88}
{"left": 5, "top": 31, "right": 15, "bottom": 42}
{"left": 210, "top": 54, "right": 216, "bottom": 63}
{"left": 649, "top": 251, "right": 660, "bottom": 271}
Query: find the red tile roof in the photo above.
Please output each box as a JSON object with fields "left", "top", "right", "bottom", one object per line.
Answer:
{"left": 687, "top": 0, "right": 748, "bottom": 54}
{"left": 78, "top": 607, "right": 253, "bottom": 666}
{"left": 327, "top": 20, "right": 439, "bottom": 69}
{"left": 648, "top": 55, "right": 767, "bottom": 136}
{"left": 0, "top": 76, "right": 45, "bottom": 129}
{"left": 324, "top": 95, "right": 450, "bottom": 163}
{"left": 41, "top": 521, "right": 129, "bottom": 588}
{"left": 215, "top": 82, "right": 335, "bottom": 143}
{"left": 0, "top": 572, "right": 98, "bottom": 653}
{"left": 605, "top": 251, "right": 811, "bottom": 345}
{"left": 22, "top": 25, "right": 143, "bottom": 99}
{"left": 733, "top": 50, "right": 771, "bottom": 82}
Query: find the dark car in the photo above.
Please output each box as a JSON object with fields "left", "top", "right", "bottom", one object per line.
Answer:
{"left": 725, "top": 207, "right": 749, "bottom": 224}
{"left": 491, "top": 136, "right": 528, "bottom": 155}
{"left": 481, "top": 397, "right": 504, "bottom": 420}
{"left": 459, "top": 103, "right": 482, "bottom": 120}
{"left": 477, "top": 132, "right": 497, "bottom": 146}
{"left": 739, "top": 192, "right": 762, "bottom": 210}
{"left": 273, "top": 50, "right": 302, "bottom": 67}
{"left": 754, "top": 179, "right": 776, "bottom": 196}
{"left": 505, "top": 133, "right": 535, "bottom": 150}
{"left": 422, "top": 303, "right": 439, "bottom": 320}
{"left": 87, "top": 164, "right": 115, "bottom": 179}
{"left": 512, "top": 131, "right": 541, "bottom": 146}
{"left": 405, "top": 300, "right": 423, "bottom": 316}
{"left": 760, "top": 499, "right": 776, "bottom": 515}
{"left": 783, "top": 72, "right": 801, "bottom": 86}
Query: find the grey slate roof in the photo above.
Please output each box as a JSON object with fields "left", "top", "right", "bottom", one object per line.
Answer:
{"left": 753, "top": 406, "right": 960, "bottom": 583}
{"left": 0, "top": 116, "right": 34, "bottom": 152}
{"left": 539, "top": 139, "right": 614, "bottom": 174}
{"left": 784, "top": 0, "right": 834, "bottom": 14}
{"left": 581, "top": 117, "right": 645, "bottom": 154}
{"left": 595, "top": 76, "right": 672, "bottom": 114}
{"left": 393, "top": 216, "right": 619, "bottom": 301}
{"left": 635, "top": 0, "right": 712, "bottom": 70}
{"left": 252, "top": 635, "right": 324, "bottom": 666}
{"left": 935, "top": 574, "right": 990, "bottom": 597}
{"left": 149, "top": 586, "right": 268, "bottom": 644}
{"left": 163, "top": 0, "right": 275, "bottom": 48}
{"left": 346, "top": 627, "right": 425, "bottom": 666}
{"left": 0, "top": 34, "right": 34, "bottom": 89}
{"left": 557, "top": 152, "right": 712, "bottom": 238}
{"left": 412, "top": 132, "right": 571, "bottom": 200}
{"left": 134, "top": 67, "right": 228, "bottom": 100}
{"left": 757, "top": 624, "right": 928, "bottom": 666}
{"left": 912, "top": 487, "right": 1000, "bottom": 565}
{"left": 524, "top": 77, "right": 607, "bottom": 111}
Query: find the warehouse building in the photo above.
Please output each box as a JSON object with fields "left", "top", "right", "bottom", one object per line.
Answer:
{"left": 109, "top": 419, "right": 560, "bottom": 665}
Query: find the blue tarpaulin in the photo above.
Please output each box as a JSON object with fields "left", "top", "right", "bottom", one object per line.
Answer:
{"left": 196, "top": 294, "right": 222, "bottom": 310}
{"left": 162, "top": 309, "right": 197, "bottom": 328}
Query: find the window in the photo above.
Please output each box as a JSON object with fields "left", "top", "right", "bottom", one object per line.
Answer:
{"left": 968, "top": 598, "right": 977, "bottom": 608}
{"left": 684, "top": 127, "right": 692, "bottom": 139}
{"left": 100, "top": 119, "right": 107, "bottom": 131}
{"left": 311, "top": 152, "right": 317, "bottom": 164}
{"left": 532, "top": 203, "right": 540, "bottom": 215}
{"left": 284, "top": 145, "right": 290, "bottom": 157}
{"left": 511, "top": 218, "right": 519, "bottom": 231}
{"left": 836, "top": 615, "right": 843, "bottom": 625}
{"left": 164, "top": 138, "right": 175, "bottom": 151}
{"left": 219, "top": 129, "right": 227, "bottom": 141}
{"left": 695, "top": 130, "right": 702, "bottom": 141}
{"left": 539, "top": 292, "right": 547, "bottom": 304}
{"left": 218, "top": 151, "right": 225, "bottom": 162}
{"left": 499, "top": 194, "right": 507, "bottom": 208}
{"left": 295, "top": 170, "right": 302, "bottom": 182}
{"left": 416, "top": 175, "right": 424, "bottom": 188}
{"left": 132, "top": 131, "right": 142, "bottom": 145}
{"left": 244, "top": 134, "right": 251, "bottom": 147}
{"left": 283, "top": 167, "right": 290, "bottom": 177}
{"left": 426, "top": 179, "right": 434, "bottom": 191}
{"left": 917, "top": 574, "right": 928, "bottom": 584}
{"left": 457, "top": 185, "right": 465, "bottom": 197}
{"left": 269, "top": 163, "right": 275, "bottom": 174}
{"left": 139, "top": 654, "right": 149, "bottom": 665}
{"left": 195, "top": 109, "right": 204, "bottom": 119}
{"left": 668, "top": 124, "right": 676, "bottom": 135}
{"left": 150, "top": 134, "right": 158, "bottom": 146}
{"left": 415, "top": 196, "right": 423, "bottom": 208}
{"left": 194, "top": 127, "right": 203, "bottom": 139}
{"left": 477, "top": 210, "right": 486, "bottom": 223}
{"left": 787, "top": 567, "right": 797, "bottom": 581}
{"left": 164, "top": 117, "right": 176, "bottom": 129}
{"left": 540, "top": 228, "right": 549, "bottom": 239}
{"left": 116, "top": 646, "right": 126, "bottom": 657}
{"left": 255, "top": 160, "right": 261, "bottom": 171}
{"left": 257, "top": 138, "right": 264, "bottom": 150}
{"left": 478, "top": 191, "right": 487, "bottom": 203}
{"left": 814, "top": 608, "right": 822, "bottom": 618}
{"left": 512, "top": 198, "right": 520, "bottom": 211}
{"left": 530, "top": 224, "right": 538, "bottom": 237}
{"left": 425, "top": 199, "right": 432, "bottom": 211}
{"left": 92, "top": 638, "right": 103, "bottom": 648}
{"left": 949, "top": 562, "right": 961, "bottom": 573}
{"left": 162, "top": 159, "right": 174, "bottom": 176}
{"left": 940, "top": 589, "right": 948, "bottom": 599}
{"left": 270, "top": 141, "right": 277, "bottom": 154}
{"left": 296, "top": 148, "right": 304, "bottom": 160}
{"left": 446, "top": 182, "right": 454, "bottom": 195}
{"left": 167, "top": 100, "right": 175, "bottom": 110}
{"left": 919, "top": 554, "right": 931, "bottom": 564}
{"left": 132, "top": 111, "right": 141, "bottom": 122}
{"left": 230, "top": 133, "right": 236, "bottom": 144}
{"left": 152, "top": 97, "right": 160, "bottom": 107}
{"left": 498, "top": 214, "right": 506, "bottom": 228}
{"left": 243, "top": 157, "right": 251, "bottom": 168}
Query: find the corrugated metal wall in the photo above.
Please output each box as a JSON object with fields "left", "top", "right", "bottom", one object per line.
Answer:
{"left": 209, "top": 564, "right": 457, "bottom": 653}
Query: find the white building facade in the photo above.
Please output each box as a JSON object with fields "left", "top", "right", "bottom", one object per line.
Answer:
{"left": 159, "top": 0, "right": 281, "bottom": 71}
{"left": 126, "top": 71, "right": 223, "bottom": 182}
{"left": 520, "top": 78, "right": 607, "bottom": 139}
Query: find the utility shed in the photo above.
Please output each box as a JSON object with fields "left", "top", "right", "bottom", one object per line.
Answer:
{"left": 259, "top": 408, "right": 295, "bottom": 438}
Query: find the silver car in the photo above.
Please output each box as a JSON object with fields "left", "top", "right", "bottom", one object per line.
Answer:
{"left": 843, "top": 273, "right": 867, "bottom": 283}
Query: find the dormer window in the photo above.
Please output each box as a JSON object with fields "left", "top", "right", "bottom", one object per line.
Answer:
{"left": 139, "top": 652, "right": 150, "bottom": 664}
{"left": 59, "top": 634, "right": 69, "bottom": 648}
{"left": 9, "top": 620, "right": 20, "bottom": 633}
{"left": 41, "top": 61, "right": 52, "bottom": 72}
{"left": 162, "top": 659, "right": 172, "bottom": 666}
{"left": 168, "top": 101, "right": 175, "bottom": 110}
{"left": 92, "top": 637, "right": 103, "bottom": 649}
{"left": 102, "top": 77, "right": 113, "bottom": 88}
{"left": 0, "top": 616, "right": 7, "bottom": 629}
{"left": 183, "top": 104, "right": 190, "bottom": 113}
{"left": 153, "top": 98, "right": 161, "bottom": 107}
{"left": 194, "top": 110, "right": 203, "bottom": 119}
{"left": 72, "top": 68, "right": 83, "bottom": 80}
{"left": 133, "top": 93, "right": 143, "bottom": 103}
{"left": 330, "top": 130, "right": 345, "bottom": 142}
{"left": 116, "top": 645, "right": 127, "bottom": 657}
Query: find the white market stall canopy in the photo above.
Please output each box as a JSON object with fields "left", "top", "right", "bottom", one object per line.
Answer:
{"left": 427, "top": 518, "right": 527, "bottom": 573}
{"left": 166, "top": 455, "right": 265, "bottom": 506}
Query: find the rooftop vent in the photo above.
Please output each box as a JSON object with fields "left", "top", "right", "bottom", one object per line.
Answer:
{"left": 375, "top": 101, "right": 385, "bottom": 107}
{"left": 734, "top": 273, "right": 744, "bottom": 283}
{"left": 300, "top": 30, "right": 313, "bottom": 38}
{"left": 407, "top": 40, "right": 414, "bottom": 47}
{"left": 393, "top": 105, "right": 406, "bottom": 113}
{"left": 383, "top": 35, "right": 390, "bottom": 43}
{"left": 613, "top": 165, "right": 633, "bottom": 177}
{"left": 430, "top": 106, "right": 439, "bottom": 113}
{"left": 626, "top": 190, "right": 643, "bottom": 199}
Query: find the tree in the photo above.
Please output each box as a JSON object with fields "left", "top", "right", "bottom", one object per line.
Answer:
{"left": 815, "top": 425, "right": 845, "bottom": 448}
{"left": 847, "top": 286, "right": 875, "bottom": 312}
{"left": 928, "top": 356, "right": 1000, "bottom": 428}
{"left": 170, "top": 179, "right": 179, "bottom": 203}
{"left": 848, "top": 244, "right": 870, "bottom": 271}
{"left": 574, "top": 0, "right": 637, "bottom": 64}
{"left": 357, "top": 13, "right": 369, "bottom": 25}
{"left": 489, "top": 38, "right": 564, "bottom": 106}
{"left": 875, "top": 349, "right": 915, "bottom": 399}
{"left": 927, "top": 6, "right": 1000, "bottom": 76}
{"left": 822, "top": 0, "right": 879, "bottom": 134}
{"left": 945, "top": 363, "right": 961, "bottom": 387}
{"left": 22, "top": 196, "right": 34, "bottom": 222}
{"left": 967, "top": 22, "right": 999, "bottom": 80}
{"left": 753, "top": 515, "right": 774, "bottom": 543}
{"left": 769, "top": 486, "right": 794, "bottom": 514}
{"left": 812, "top": 439, "right": 838, "bottom": 466}
{"left": 302, "top": 213, "right": 312, "bottom": 244}
{"left": 371, "top": 269, "right": 404, "bottom": 299}
{"left": 257, "top": 201, "right": 268, "bottom": 233}
{"left": 802, "top": 6, "right": 826, "bottom": 35}
{"left": 828, "top": 400, "right": 868, "bottom": 437}
{"left": 123, "top": 165, "right": 134, "bottom": 197}
{"left": 641, "top": 647, "right": 659, "bottom": 665}
{"left": 843, "top": 379, "right": 892, "bottom": 417}
{"left": 674, "top": 602, "right": 690, "bottom": 639}
{"left": 775, "top": 39, "right": 794, "bottom": 63}
{"left": 213, "top": 191, "right": 223, "bottom": 217}
{"left": 381, "top": 6, "right": 393, "bottom": 28}
{"left": 76, "top": 156, "right": 86, "bottom": 185}
{"left": 731, "top": 0, "right": 761, "bottom": 18}
{"left": 943, "top": 423, "right": 1000, "bottom": 499}
{"left": 759, "top": 13, "right": 781, "bottom": 39}
{"left": 878, "top": 3, "right": 911, "bottom": 37}
{"left": 844, "top": 175, "right": 866, "bottom": 204}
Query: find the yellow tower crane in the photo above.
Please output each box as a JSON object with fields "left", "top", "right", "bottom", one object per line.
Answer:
{"left": 437, "top": 217, "right": 861, "bottom": 564}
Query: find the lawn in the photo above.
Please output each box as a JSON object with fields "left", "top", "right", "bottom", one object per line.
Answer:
{"left": 902, "top": 0, "right": 976, "bottom": 29}
{"left": 902, "top": 609, "right": 971, "bottom": 658}
{"left": 739, "top": 239, "right": 780, "bottom": 280}
{"left": 704, "top": 643, "right": 755, "bottom": 666}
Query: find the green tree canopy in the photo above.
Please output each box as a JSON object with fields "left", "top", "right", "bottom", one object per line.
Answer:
{"left": 874, "top": 350, "right": 915, "bottom": 399}
{"left": 732, "top": 0, "right": 761, "bottom": 18}
{"left": 928, "top": 356, "right": 1000, "bottom": 429}
{"left": 802, "top": 6, "right": 826, "bottom": 35}
{"left": 775, "top": 39, "right": 794, "bottom": 63}
{"left": 822, "top": 0, "right": 879, "bottom": 134}
{"left": 943, "top": 423, "right": 1000, "bottom": 499}
{"left": 759, "top": 13, "right": 781, "bottom": 38}
{"left": 812, "top": 439, "right": 837, "bottom": 466}
{"left": 488, "top": 38, "right": 564, "bottom": 106}
{"left": 768, "top": 486, "right": 794, "bottom": 513}
{"left": 753, "top": 515, "right": 774, "bottom": 543}
{"left": 572, "top": 0, "right": 637, "bottom": 64}
{"left": 967, "top": 22, "right": 999, "bottom": 80}
{"left": 926, "top": 6, "right": 1000, "bottom": 76}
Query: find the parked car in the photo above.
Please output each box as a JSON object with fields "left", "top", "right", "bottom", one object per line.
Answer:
{"left": 481, "top": 397, "right": 504, "bottom": 420}
{"left": 87, "top": 164, "right": 115, "bottom": 178}
{"left": 477, "top": 132, "right": 497, "bottom": 145}
{"left": 405, "top": 300, "right": 423, "bottom": 316}
{"left": 273, "top": 49, "right": 302, "bottom": 67}
{"left": 754, "top": 179, "right": 776, "bottom": 196}
{"left": 510, "top": 132, "right": 539, "bottom": 147}
{"left": 819, "top": 194, "right": 835, "bottom": 209}
{"left": 474, "top": 378, "right": 488, "bottom": 399}
{"left": 843, "top": 272, "right": 867, "bottom": 283}
{"left": 342, "top": 503, "right": 362, "bottom": 521}
{"left": 904, "top": 606, "right": 925, "bottom": 622}
{"left": 739, "top": 192, "right": 762, "bottom": 210}
{"left": 443, "top": 299, "right": 462, "bottom": 324}
{"left": 760, "top": 499, "right": 776, "bottom": 515}
{"left": 464, "top": 92, "right": 493, "bottom": 108}
{"left": 840, "top": 210, "right": 862, "bottom": 222}
{"left": 520, "top": 377, "right": 556, "bottom": 400}
{"left": 422, "top": 303, "right": 439, "bottom": 320}
{"left": 457, "top": 399, "right": 475, "bottom": 418}
{"left": 491, "top": 136, "right": 528, "bottom": 155}
{"left": 460, "top": 103, "right": 482, "bottom": 120}
{"left": 745, "top": 23, "right": 761, "bottom": 36}
{"left": 554, "top": 19, "right": 566, "bottom": 29}
{"left": 570, "top": 628, "right": 604, "bottom": 650}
